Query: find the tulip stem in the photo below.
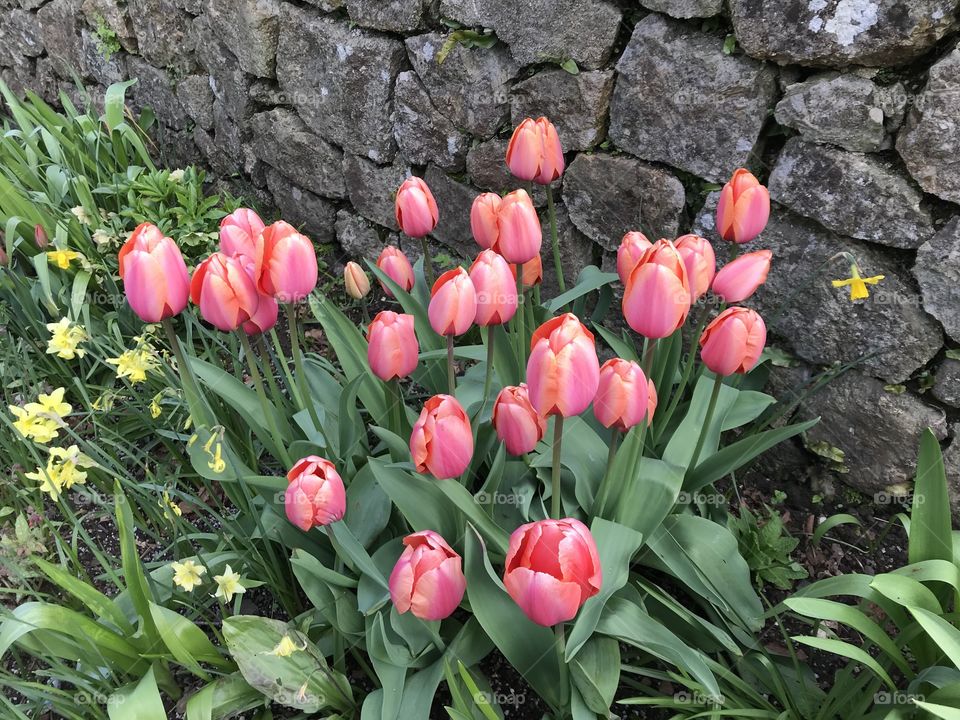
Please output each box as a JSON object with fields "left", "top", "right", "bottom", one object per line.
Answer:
{"left": 546, "top": 184, "right": 565, "bottom": 294}
{"left": 161, "top": 318, "right": 213, "bottom": 428}
{"left": 591, "top": 428, "right": 619, "bottom": 517}
{"left": 359, "top": 296, "right": 371, "bottom": 326}
{"left": 421, "top": 236, "right": 435, "bottom": 288}
{"left": 446, "top": 335, "right": 456, "bottom": 396}
{"left": 239, "top": 331, "right": 292, "bottom": 468}
{"left": 688, "top": 373, "right": 724, "bottom": 473}
{"left": 653, "top": 306, "right": 711, "bottom": 446}
{"left": 285, "top": 304, "right": 325, "bottom": 445}
{"left": 515, "top": 264, "right": 526, "bottom": 369}
{"left": 424, "top": 620, "right": 447, "bottom": 653}
{"left": 473, "top": 327, "right": 495, "bottom": 425}
{"left": 555, "top": 622, "right": 570, "bottom": 707}
{"left": 551, "top": 415, "right": 564, "bottom": 519}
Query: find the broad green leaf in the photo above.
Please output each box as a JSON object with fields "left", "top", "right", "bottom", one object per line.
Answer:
{"left": 909, "top": 428, "right": 953, "bottom": 566}
{"left": 185, "top": 673, "right": 262, "bottom": 720}
{"left": 545, "top": 266, "right": 617, "bottom": 313}
{"left": 909, "top": 607, "right": 960, "bottom": 669}
{"left": 108, "top": 666, "right": 165, "bottom": 720}
{"left": 791, "top": 636, "right": 895, "bottom": 689}
{"left": 149, "top": 602, "right": 229, "bottom": 678}
{"left": 570, "top": 636, "right": 619, "bottom": 714}
{"left": 870, "top": 573, "right": 943, "bottom": 614}
{"left": 102, "top": 80, "right": 138, "bottom": 133}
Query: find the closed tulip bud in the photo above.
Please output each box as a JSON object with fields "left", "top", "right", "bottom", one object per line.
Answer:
{"left": 471, "top": 193, "right": 502, "bottom": 251}
{"left": 283, "top": 456, "right": 346, "bottom": 531}
{"left": 344, "top": 261, "right": 371, "bottom": 299}
{"left": 716, "top": 169, "right": 770, "bottom": 244}
{"left": 190, "top": 251, "right": 266, "bottom": 332}
{"left": 711, "top": 249, "right": 772, "bottom": 303}
{"left": 376, "top": 245, "right": 415, "bottom": 298}
{"left": 616, "top": 232, "right": 652, "bottom": 285}
{"left": 622, "top": 239, "right": 692, "bottom": 339}
{"left": 220, "top": 208, "right": 264, "bottom": 258}
{"left": 675, "top": 234, "right": 716, "bottom": 302}
{"left": 34, "top": 224, "right": 49, "bottom": 250}
{"left": 367, "top": 311, "right": 419, "bottom": 381}
{"left": 496, "top": 189, "right": 542, "bottom": 265}
{"left": 594, "top": 358, "right": 658, "bottom": 431}
{"left": 118, "top": 223, "right": 190, "bottom": 323}
{"left": 242, "top": 293, "right": 279, "bottom": 335}
{"left": 410, "top": 394, "right": 473, "bottom": 479}
{"left": 492, "top": 384, "right": 546, "bottom": 456}
{"left": 429, "top": 267, "right": 477, "bottom": 337}
{"left": 470, "top": 250, "right": 517, "bottom": 326}
{"left": 699, "top": 307, "right": 767, "bottom": 376}
{"left": 255, "top": 221, "right": 317, "bottom": 303}
{"left": 526, "top": 313, "right": 600, "bottom": 418}
{"left": 503, "top": 518, "right": 601, "bottom": 626}
{"left": 389, "top": 530, "right": 466, "bottom": 621}
{"left": 506, "top": 117, "right": 565, "bottom": 185}
{"left": 395, "top": 177, "right": 439, "bottom": 238}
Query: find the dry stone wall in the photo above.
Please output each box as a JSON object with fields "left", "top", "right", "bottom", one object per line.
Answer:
{"left": 4, "top": 0, "right": 960, "bottom": 509}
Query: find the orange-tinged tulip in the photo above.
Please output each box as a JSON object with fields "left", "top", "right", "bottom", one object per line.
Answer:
{"left": 410, "top": 394, "right": 473, "bottom": 479}
{"left": 711, "top": 249, "right": 772, "bottom": 303}
{"left": 492, "top": 384, "right": 546, "bottom": 456}
{"left": 716, "top": 169, "right": 770, "bottom": 244}
{"left": 622, "top": 239, "right": 691, "bottom": 339}
{"left": 470, "top": 250, "right": 517, "bottom": 326}
{"left": 119, "top": 222, "right": 190, "bottom": 323}
{"left": 503, "top": 518, "right": 601, "bottom": 626}
{"left": 593, "top": 358, "right": 657, "bottom": 431}
{"left": 699, "top": 307, "right": 767, "bottom": 376}
{"left": 220, "top": 208, "right": 264, "bottom": 258}
{"left": 429, "top": 267, "right": 477, "bottom": 336}
{"left": 526, "top": 313, "right": 600, "bottom": 417}
{"left": 675, "top": 234, "right": 716, "bottom": 302}
{"left": 389, "top": 530, "right": 466, "bottom": 621}
{"left": 616, "top": 232, "right": 652, "bottom": 285}
{"left": 344, "top": 261, "right": 371, "bottom": 299}
{"left": 283, "top": 456, "right": 346, "bottom": 531}
{"left": 376, "top": 245, "right": 415, "bottom": 298}
{"left": 497, "top": 189, "right": 542, "bottom": 265}
{"left": 506, "top": 117, "right": 565, "bottom": 185}
{"left": 395, "top": 176, "right": 439, "bottom": 238}
{"left": 521, "top": 254, "right": 543, "bottom": 287}
{"left": 190, "top": 251, "right": 275, "bottom": 333}
{"left": 367, "top": 311, "right": 419, "bottom": 381}
{"left": 471, "top": 193, "right": 502, "bottom": 251}
{"left": 256, "top": 220, "right": 318, "bottom": 303}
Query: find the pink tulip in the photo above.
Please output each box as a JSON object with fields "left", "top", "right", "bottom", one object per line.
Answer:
{"left": 389, "top": 530, "right": 466, "bottom": 621}
{"left": 711, "top": 249, "right": 772, "bottom": 303}
{"left": 344, "top": 261, "right": 371, "bottom": 299}
{"left": 119, "top": 223, "right": 190, "bottom": 323}
{"left": 410, "top": 394, "right": 473, "bottom": 479}
{"left": 471, "top": 193, "right": 502, "bottom": 251}
{"left": 376, "top": 245, "right": 415, "bottom": 298}
{"left": 616, "top": 232, "right": 652, "bottom": 285}
{"left": 593, "top": 358, "right": 657, "bottom": 431}
{"left": 506, "top": 117, "right": 565, "bottom": 185}
{"left": 470, "top": 250, "right": 518, "bottom": 326}
{"left": 699, "top": 307, "right": 767, "bottom": 376}
{"left": 395, "top": 177, "right": 439, "bottom": 238}
{"left": 256, "top": 220, "right": 318, "bottom": 303}
{"left": 497, "top": 189, "right": 542, "bottom": 265}
{"left": 503, "top": 518, "right": 602, "bottom": 626}
{"left": 526, "top": 313, "right": 600, "bottom": 417}
{"left": 191, "top": 251, "right": 275, "bottom": 333}
{"left": 492, "top": 384, "right": 546, "bottom": 456}
{"left": 429, "top": 267, "right": 477, "bottom": 337}
{"left": 367, "top": 311, "right": 419, "bottom": 381}
{"left": 716, "top": 169, "right": 770, "bottom": 244}
{"left": 35, "top": 224, "right": 49, "bottom": 250}
{"left": 220, "top": 208, "right": 265, "bottom": 258}
{"left": 622, "top": 239, "right": 691, "bottom": 339}
{"left": 674, "top": 234, "right": 716, "bottom": 302}
{"left": 283, "top": 455, "right": 346, "bottom": 531}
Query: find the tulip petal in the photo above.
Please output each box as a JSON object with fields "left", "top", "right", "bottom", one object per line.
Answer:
{"left": 504, "top": 567, "right": 583, "bottom": 626}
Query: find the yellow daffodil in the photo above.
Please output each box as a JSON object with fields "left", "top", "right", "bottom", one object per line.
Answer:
{"left": 45, "top": 318, "right": 87, "bottom": 360}
{"left": 269, "top": 635, "right": 303, "bottom": 657}
{"left": 107, "top": 347, "right": 159, "bottom": 384}
{"left": 832, "top": 266, "right": 885, "bottom": 301}
{"left": 25, "top": 463, "right": 63, "bottom": 499}
{"left": 213, "top": 564, "right": 245, "bottom": 603}
{"left": 160, "top": 489, "right": 182, "bottom": 519}
{"left": 9, "top": 405, "right": 60, "bottom": 443}
{"left": 24, "top": 445, "right": 94, "bottom": 498}
{"left": 171, "top": 559, "right": 206, "bottom": 592}
{"left": 150, "top": 394, "right": 163, "bottom": 419}
{"left": 46, "top": 249, "right": 82, "bottom": 269}
{"left": 29, "top": 387, "right": 72, "bottom": 418}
